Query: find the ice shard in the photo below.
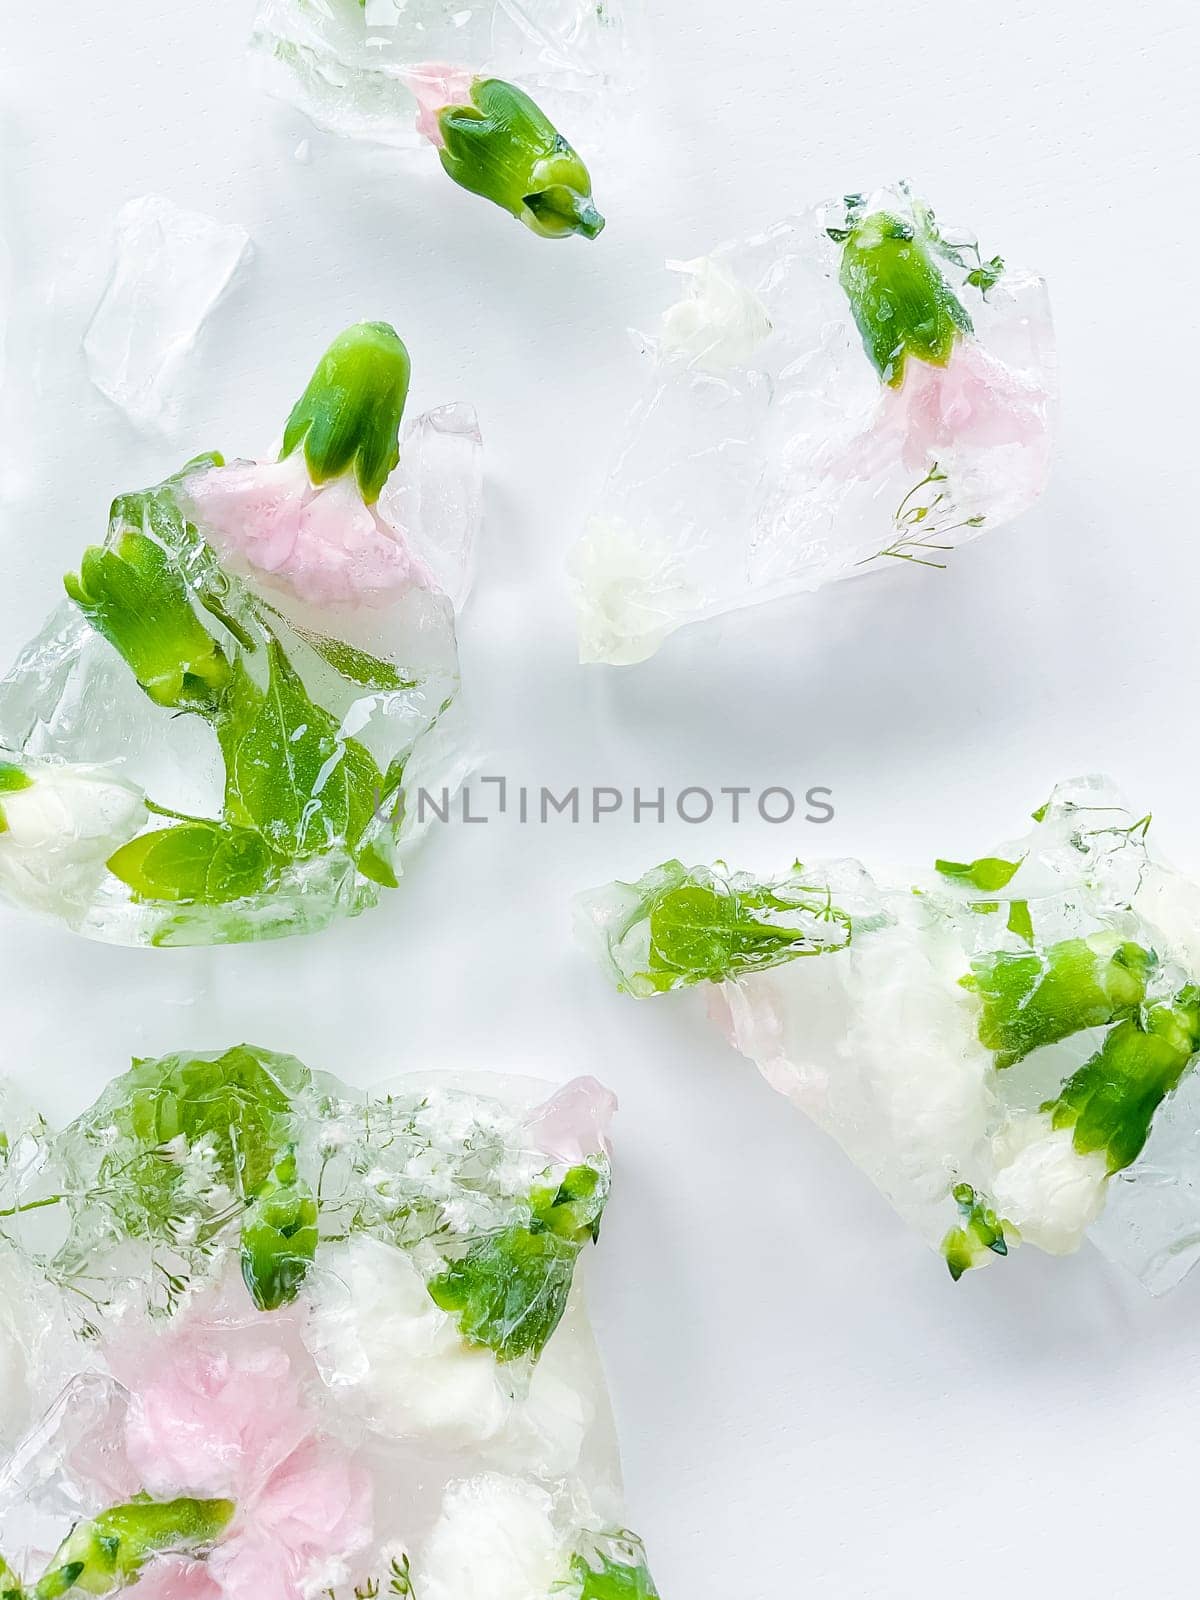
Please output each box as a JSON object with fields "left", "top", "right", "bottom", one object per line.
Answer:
{"left": 0, "top": 1049, "right": 655, "bottom": 1597}
{"left": 578, "top": 778, "right": 1200, "bottom": 1289}
{"left": 0, "top": 322, "right": 480, "bottom": 946}
{"left": 571, "top": 184, "right": 1056, "bottom": 663}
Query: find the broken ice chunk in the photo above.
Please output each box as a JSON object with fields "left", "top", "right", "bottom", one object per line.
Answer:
{"left": 83, "top": 196, "right": 250, "bottom": 432}
{"left": 0, "top": 1052, "right": 656, "bottom": 1598}
{"left": 0, "top": 322, "right": 479, "bottom": 946}
{"left": 250, "top": 0, "right": 637, "bottom": 151}
{"left": 578, "top": 778, "right": 1200, "bottom": 1291}
{"left": 571, "top": 183, "right": 1056, "bottom": 663}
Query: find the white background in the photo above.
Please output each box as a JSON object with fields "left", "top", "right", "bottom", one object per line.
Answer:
{"left": 2, "top": 3, "right": 1199, "bottom": 1594}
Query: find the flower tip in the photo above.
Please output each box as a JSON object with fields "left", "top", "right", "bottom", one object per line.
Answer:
{"left": 523, "top": 186, "right": 606, "bottom": 241}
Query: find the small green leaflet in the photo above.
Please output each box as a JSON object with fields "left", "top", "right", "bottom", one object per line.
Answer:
{"left": 646, "top": 877, "right": 850, "bottom": 990}
{"left": 286, "top": 625, "right": 417, "bottom": 693}
{"left": 107, "top": 820, "right": 276, "bottom": 905}
{"left": 0, "top": 760, "right": 32, "bottom": 836}
{"left": 935, "top": 855, "right": 1024, "bottom": 892}
{"left": 218, "top": 640, "right": 384, "bottom": 859}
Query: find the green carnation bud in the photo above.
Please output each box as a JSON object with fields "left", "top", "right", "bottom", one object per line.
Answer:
{"left": 281, "top": 321, "right": 412, "bottom": 504}
{"left": 835, "top": 205, "right": 972, "bottom": 386}
{"left": 240, "top": 1145, "right": 318, "bottom": 1311}
{"left": 968, "top": 933, "right": 1152, "bottom": 1069}
{"left": 34, "top": 1497, "right": 233, "bottom": 1598}
{"left": 436, "top": 79, "right": 604, "bottom": 241}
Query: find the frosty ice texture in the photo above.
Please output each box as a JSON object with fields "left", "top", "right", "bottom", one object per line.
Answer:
{"left": 83, "top": 197, "right": 251, "bottom": 432}
{"left": 578, "top": 778, "right": 1200, "bottom": 1289}
{"left": 0, "top": 1051, "right": 655, "bottom": 1599}
{"left": 571, "top": 185, "right": 1057, "bottom": 664}
{"left": 0, "top": 331, "right": 481, "bottom": 947}
{"left": 250, "top": 0, "right": 636, "bottom": 148}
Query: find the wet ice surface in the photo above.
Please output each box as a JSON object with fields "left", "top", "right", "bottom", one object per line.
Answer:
{"left": 579, "top": 777, "right": 1200, "bottom": 1290}
{"left": 571, "top": 185, "right": 1057, "bottom": 664}
{"left": 0, "top": 1058, "right": 655, "bottom": 1598}
{"left": 250, "top": 0, "right": 639, "bottom": 148}
{"left": 82, "top": 197, "right": 251, "bottom": 433}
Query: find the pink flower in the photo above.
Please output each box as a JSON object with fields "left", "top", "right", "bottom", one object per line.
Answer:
{"left": 873, "top": 336, "right": 1052, "bottom": 475}
{"left": 181, "top": 454, "right": 430, "bottom": 610}
{"left": 523, "top": 1077, "right": 617, "bottom": 1165}
{"left": 403, "top": 63, "right": 477, "bottom": 149}
{"left": 121, "top": 1326, "right": 372, "bottom": 1600}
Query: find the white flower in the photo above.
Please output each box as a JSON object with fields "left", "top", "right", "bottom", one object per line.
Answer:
{"left": 988, "top": 1112, "right": 1109, "bottom": 1254}
{"left": 0, "top": 760, "right": 147, "bottom": 917}
{"left": 304, "top": 1235, "right": 508, "bottom": 1446}
{"left": 659, "top": 256, "right": 773, "bottom": 372}
{"left": 303, "top": 1236, "right": 593, "bottom": 1475}
{"left": 415, "top": 1475, "right": 565, "bottom": 1600}
{"left": 569, "top": 517, "right": 697, "bottom": 667}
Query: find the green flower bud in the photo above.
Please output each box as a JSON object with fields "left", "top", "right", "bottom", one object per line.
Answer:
{"left": 281, "top": 321, "right": 412, "bottom": 504}
{"left": 64, "top": 526, "right": 231, "bottom": 713}
{"left": 240, "top": 1145, "right": 318, "bottom": 1311}
{"left": 436, "top": 79, "right": 604, "bottom": 241}
{"left": 968, "top": 933, "right": 1152, "bottom": 1069}
{"left": 1047, "top": 986, "right": 1200, "bottom": 1173}
{"left": 835, "top": 206, "right": 972, "bottom": 386}
{"left": 34, "top": 1496, "right": 233, "bottom": 1598}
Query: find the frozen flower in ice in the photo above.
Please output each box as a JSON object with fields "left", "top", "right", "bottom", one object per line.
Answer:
{"left": 121, "top": 1323, "right": 372, "bottom": 1600}
{"left": 405, "top": 67, "right": 604, "bottom": 240}
{"left": 569, "top": 518, "right": 698, "bottom": 667}
{"left": 523, "top": 1078, "right": 616, "bottom": 1167}
{"left": 0, "top": 756, "right": 147, "bottom": 916}
{"left": 181, "top": 323, "right": 430, "bottom": 608}
{"left": 659, "top": 256, "right": 773, "bottom": 372}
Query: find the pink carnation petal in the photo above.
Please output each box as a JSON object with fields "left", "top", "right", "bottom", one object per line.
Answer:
{"left": 403, "top": 62, "right": 478, "bottom": 148}
{"left": 524, "top": 1077, "right": 618, "bottom": 1165}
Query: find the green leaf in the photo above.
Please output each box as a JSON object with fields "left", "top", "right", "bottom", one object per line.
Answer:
{"left": 97, "top": 1045, "right": 311, "bottom": 1242}
{"left": 0, "top": 761, "right": 31, "bottom": 794}
{"left": 569, "top": 1550, "right": 659, "bottom": 1600}
{"left": 941, "top": 1183, "right": 1008, "bottom": 1281}
{"left": 240, "top": 1145, "right": 318, "bottom": 1311}
{"left": 281, "top": 322, "right": 411, "bottom": 504}
{"left": 428, "top": 1223, "right": 583, "bottom": 1363}
{"left": 217, "top": 639, "right": 385, "bottom": 860}
{"left": 935, "top": 855, "right": 1024, "bottom": 893}
{"left": 837, "top": 208, "right": 972, "bottom": 386}
{"left": 34, "top": 1497, "right": 233, "bottom": 1598}
{"left": 1046, "top": 987, "right": 1200, "bottom": 1172}
{"left": 64, "top": 528, "right": 230, "bottom": 713}
{"left": 428, "top": 1161, "right": 608, "bottom": 1362}
{"left": 1006, "top": 899, "right": 1034, "bottom": 943}
{"left": 965, "top": 254, "right": 1006, "bottom": 295}
{"left": 437, "top": 79, "right": 603, "bottom": 240}
{"left": 643, "top": 868, "right": 851, "bottom": 992}
{"left": 106, "top": 820, "right": 276, "bottom": 905}
{"left": 969, "top": 934, "right": 1152, "bottom": 1069}
{"left": 284, "top": 623, "right": 417, "bottom": 693}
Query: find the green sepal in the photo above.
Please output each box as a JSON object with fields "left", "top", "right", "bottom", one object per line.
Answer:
{"left": 427, "top": 1221, "right": 583, "bottom": 1362}
{"left": 34, "top": 1497, "right": 233, "bottom": 1598}
{"left": 530, "top": 1160, "right": 610, "bottom": 1243}
{"left": 1046, "top": 987, "right": 1200, "bottom": 1173}
{"left": 968, "top": 933, "right": 1152, "bottom": 1069}
{"left": 941, "top": 1183, "right": 1008, "bottom": 1281}
{"left": 240, "top": 1145, "right": 318, "bottom": 1311}
{"left": 106, "top": 819, "right": 277, "bottom": 906}
{"left": 436, "top": 78, "right": 603, "bottom": 240}
{"left": 281, "top": 321, "right": 411, "bottom": 504}
{"left": 837, "top": 208, "right": 972, "bottom": 386}
{"left": 0, "top": 759, "right": 33, "bottom": 836}
{"left": 64, "top": 528, "right": 230, "bottom": 713}
{"left": 569, "top": 1549, "right": 660, "bottom": 1599}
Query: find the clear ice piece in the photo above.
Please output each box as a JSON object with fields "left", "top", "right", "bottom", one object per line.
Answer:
{"left": 0, "top": 343, "right": 480, "bottom": 946}
{"left": 249, "top": 0, "right": 638, "bottom": 148}
{"left": 578, "top": 778, "right": 1200, "bottom": 1291}
{"left": 571, "top": 185, "right": 1057, "bottom": 664}
{"left": 82, "top": 196, "right": 251, "bottom": 432}
{"left": 0, "top": 1051, "right": 655, "bottom": 1599}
